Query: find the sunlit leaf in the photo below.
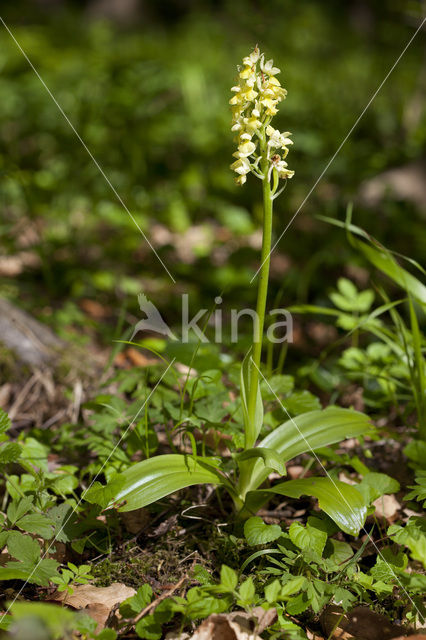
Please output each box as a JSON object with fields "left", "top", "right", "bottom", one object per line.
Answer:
{"left": 244, "top": 516, "right": 282, "bottom": 546}
{"left": 242, "top": 407, "right": 372, "bottom": 493}
{"left": 104, "top": 454, "right": 223, "bottom": 512}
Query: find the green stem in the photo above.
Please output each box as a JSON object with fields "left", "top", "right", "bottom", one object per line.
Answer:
{"left": 246, "top": 141, "right": 273, "bottom": 447}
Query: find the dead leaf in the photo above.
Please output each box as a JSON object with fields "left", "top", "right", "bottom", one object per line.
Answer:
{"left": 373, "top": 494, "right": 400, "bottom": 522}
{"left": 287, "top": 465, "right": 305, "bottom": 479}
{"left": 392, "top": 636, "right": 426, "bottom": 639}
{"left": 321, "top": 605, "right": 405, "bottom": 640}
{"left": 0, "top": 252, "right": 40, "bottom": 276}
{"left": 80, "top": 299, "right": 110, "bottom": 319}
{"left": 189, "top": 609, "right": 277, "bottom": 640}
{"left": 126, "top": 347, "right": 158, "bottom": 367}
{"left": 190, "top": 614, "right": 261, "bottom": 640}
{"left": 84, "top": 602, "right": 111, "bottom": 631}
{"left": 306, "top": 631, "right": 325, "bottom": 640}
{"left": 121, "top": 507, "right": 150, "bottom": 534}
{"left": 114, "top": 351, "right": 128, "bottom": 367}
{"left": 249, "top": 607, "right": 277, "bottom": 633}
{"left": 50, "top": 582, "right": 136, "bottom": 631}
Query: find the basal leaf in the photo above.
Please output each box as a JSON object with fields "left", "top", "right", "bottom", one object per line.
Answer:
{"left": 104, "top": 454, "right": 223, "bottom": 512}
{"left": 269, "top": 477, "right": 367, "bottom": 536}
{"left": 243, "top": 407, "right": 372, "bottom": 493}
{"left": 236, "top": 447, "right": 286, "bottom": 476}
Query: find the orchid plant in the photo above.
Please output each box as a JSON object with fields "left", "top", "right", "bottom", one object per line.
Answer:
{"left": 91, "top": 48, "right": 372, "bottom": 536}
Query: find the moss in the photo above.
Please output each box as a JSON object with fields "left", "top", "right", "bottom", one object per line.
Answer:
{"left": 91, "top": 518, "right": 245, "bottom": 590}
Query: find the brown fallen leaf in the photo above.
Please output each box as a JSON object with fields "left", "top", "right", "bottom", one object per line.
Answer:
{"left": 306, "top": 631, "right": 325, "bottom": 640}
{"left": 84, "top": 602, "right": 111, "bottom": 630}
{"left": 126, "top": 347, "right": 159, "bottom": 367}
{"left": 321, "top": 605, "right": 405, "bottom": 640}
{"left": 287, "top": 465, "right": 305, "bottom": 480}
{"left": 190, "top": 614, "right": 261, "bottom": 640}
{"left": 120, "top": 507, "right": 150, "bottom": 534}
{"left": 80, "top": 299, "right": 111, "bottom": 319}
{"left": 189, "top": 608, "right": 277, "bottom": 640}
{"left": 50, "top": 582, "right": 136, "bottom": 631}
{"left": 392, "top": 636, "right": 426, "bottom": 639}
{"left": 373, "top": 494, "right": 400, "bottom": 523}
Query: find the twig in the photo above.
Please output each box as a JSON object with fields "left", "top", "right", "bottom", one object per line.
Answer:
{"left": 133, "top": 573, "right": 188, "bottom": 624}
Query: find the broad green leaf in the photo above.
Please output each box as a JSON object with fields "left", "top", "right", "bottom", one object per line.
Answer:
{"left": 20, "top": 437, "right": 49, "bottom": 472}
{"left": 220, "top": 564, "right": 238, "bottom": 591}
{"left": 356, "top": 472, "right": 400, "bottom": 504}
{"left": 289, "top": 517, "right": 328, "bottom": 556}
{"left": 0, "top": 443, "right": 22, "bottom": 464}
{"left": 282, "top": 390, "right": 321, "bottom": 415}
{"left": 324, "top": 539, "right": 354, "bottom": 566}
{"left": 135, "top": 614, "right": 162, "bottom": 640}
{"left": 260, "top": 374, "right": 294, "bottom": 399}
{"left": 16, "top": 514, "right": 55, "bottom": 539}
{"left": 236, "top": 447, "right": 286, "bottom": 476}
{"left": 7, "top": 497, "right": 33, "bottom": 525}
{"left": 246, "top": 477, "right": 367, "bottom": 535}
{"left": 0, "top": 566, "right": 35, "bottom": 581}
{"left": 0, "top": 532, "right": 59, "bottom": 586}
{"left": 10, "top": 602, "right": 75, "bottom": 635}
{"left": 270, "top": 478, "right": 367, "bottom": 536}
{"left": 84, "top": 478, "right": 126, "bottom": 509}
{"left": 240, "top": 351, "right": 263, "bottom": 448}
{"left": 120, "top": 584, "right": 153, "bottom": 618}
{"left": 238, "top": 577, "right": 255, "bottom": 604}
{"left": 105, "top": 454, "right": 223, "bottom": 512}
{"left": 264, "top": 579, "right": 281, "bottom": 603}
{"left": 388, "top": 517, "right": 426, "bottom": 569}
{"left": 6, "top": 531, "right": 40, "bottom": 564}
{"left": 243, "top": 407, "right": 372, "bottom": 493}
{"left": 244, "top": 516, "right": 282, "bottom": 546}
{"left": 280, "top": 576, "right": 307, "bottom": 598}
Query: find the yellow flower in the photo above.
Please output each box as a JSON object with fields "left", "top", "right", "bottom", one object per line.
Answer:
{"left": 266, "top": 125, "right": 293, "bottom": 150}
{"left": 237, "top": 140, "right": 257, "bottom": 157}
{"left": 260, "top": 98, "right": 279, "bottom": 115}
{"left": 235, "top": 174, "right": 247, "bottom": 186}
{"left": 239, "top": 64, "right": 254, "bottom": 79}
{"left": 230, "top": 157, "right": 251, "bottom": 175}
{"left": 240, "top": 86, "right": 258, "bottom": 102}
{"left": 244, "top": 116, "right": 262, "bottom": 133}
{"left": 260, "top": 56, "right": 280, "bottom": 76}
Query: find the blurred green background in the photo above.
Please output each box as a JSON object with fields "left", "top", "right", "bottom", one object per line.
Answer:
{"left": 0, "top": 0, "right": 425, "bottom": 346}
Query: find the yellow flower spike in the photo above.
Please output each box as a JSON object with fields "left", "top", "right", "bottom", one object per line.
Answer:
{"left": 230, "top": 46, "right": 294, "bottom": 185}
